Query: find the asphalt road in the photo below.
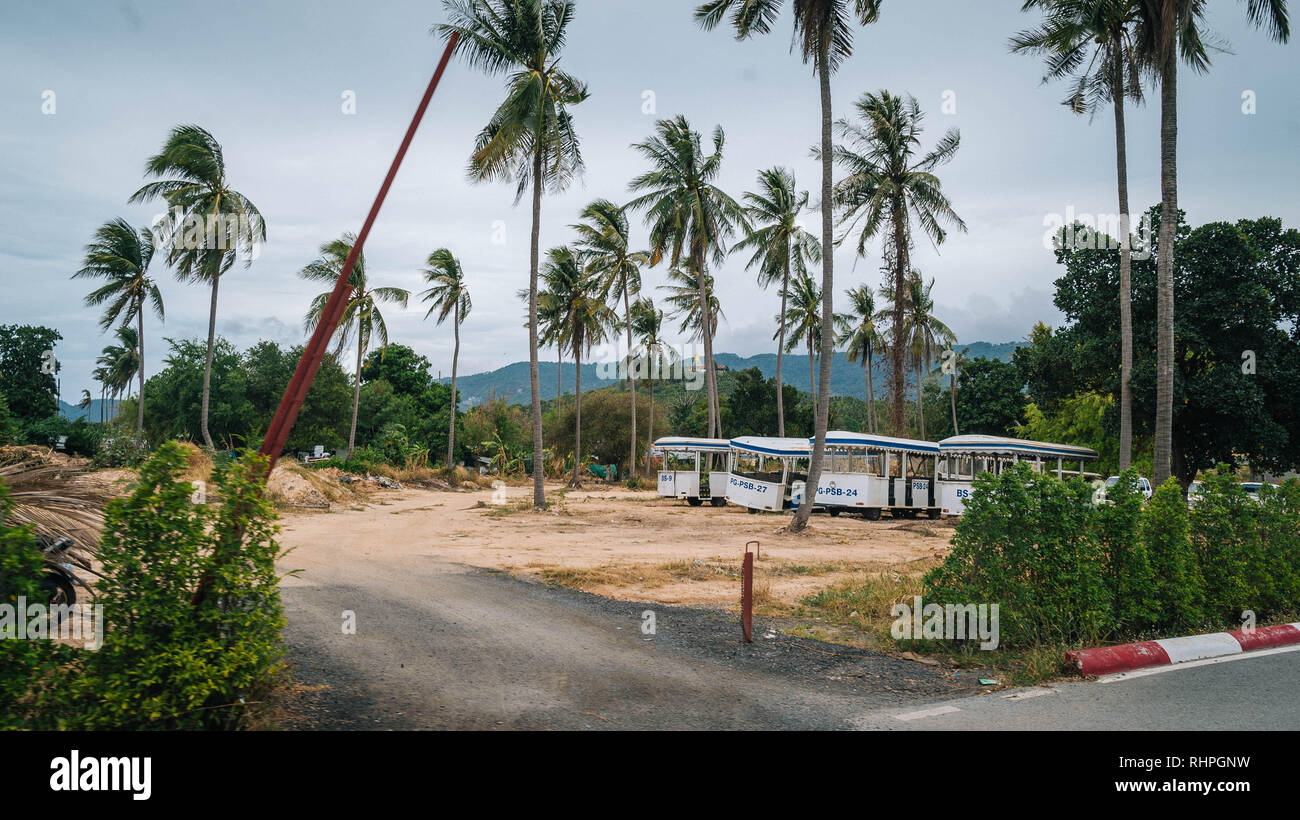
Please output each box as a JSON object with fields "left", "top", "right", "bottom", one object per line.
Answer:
{"left": 278, "top": 553, "right": 1300, "bottom": 730}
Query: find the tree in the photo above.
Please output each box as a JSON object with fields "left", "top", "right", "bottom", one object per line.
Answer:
{"left": 1132, "top": 0, "right": 1290, "bottom": 485}
{"left": 697, "top": 0, "right": 883, "bottom": 531}
{"left": 436, "top": 0, "right": 589, "bottom": 510}
{"left": 732, "top": 167, "right": 820, "bottom": 438}
{"left": 101, "top": 325, "right": 141, "bottom": 413}
{"left": 142, "top": 337, "right": 254, "bottom": 445}
{"left": 830, "top": 91, "right": 966, "bottom": 438}
{"left": 243, "top": 341, "right": 354, "bottom": 454}
{"left": 0, "top": 325, "right": 61, "bottom": 433}
{"left": 573, "top": 199, "right": 648, "bottom": 474}
{"left": 777, "top": 275, "right": 823, "bottom": 420}
{"left": 953, "top": 357, "right": 1029, "bottom": 438}
{"left": 540, "top": 247, "right": 612, "bottom": 486}
{"left": 130, "top": 124, "right": 265, "bottom": 450}
{"left": 899, "top": 272, "right": 955, "bottom": 440}
{"left": 73, "top": 217, "right": 165, "bottom": 433}
{"left": 836, "top": 284, "right": 884, "bottom": 434}
{"left": 630, "top": 297, "right": 673, "bottom": 477}
{"left": 420, "top": 248, "right": 473, "bottom": 467}
{"left": 299, "top": 233, "right": 410, "bottom": 460}
{"left": 627, "top": 115, "right": 747, "bottom": 440}
{"left": 1011, "top": 0, "right": 1146, "bottom": 472}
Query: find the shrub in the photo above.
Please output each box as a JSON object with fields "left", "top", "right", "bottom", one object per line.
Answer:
{"left": 93, "top": 427, "right": 151, "bottom": 468}
{"left": 923, "top": 463, "right": 1111, "bottom": 648}
{"left": 1188, "top": 467, "right": 1262, "bottom": 622}
{"left": 1095, "top": 469, "right": 1158, "bottom": 631}
{"left": 66, "top": 443, "right": 285, "bottom": 729}
{"left": 1141, "top": 478, "right": 1205, "bottom": 631}
{"left": 1256, "top": 479, "right": 1300, "bottom": 617}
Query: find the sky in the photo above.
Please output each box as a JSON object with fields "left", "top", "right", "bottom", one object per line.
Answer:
{"left": 2, "top": 0, "right": 1297, "bottom": 402}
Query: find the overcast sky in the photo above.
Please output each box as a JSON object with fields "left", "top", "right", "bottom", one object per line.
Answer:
{"left": 2, "top": 0, "right": 1297, "bottom": 401}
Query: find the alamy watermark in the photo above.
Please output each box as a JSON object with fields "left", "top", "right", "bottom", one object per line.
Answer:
{"left": 1043, "top": 207, "right": 1153, "bottom": 261}
{"left": 0, "top": 597, "right": 105, "bottom": 650}
{"left": 891, "top": 596, "right": 1000, "bottom": 650}
{"left": 591, "top": 340, "right": 707, "bottom": 391}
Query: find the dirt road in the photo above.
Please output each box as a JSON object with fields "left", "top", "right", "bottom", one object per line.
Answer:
{"left": 272, "top": 482, "right": 974, "bottom": 729}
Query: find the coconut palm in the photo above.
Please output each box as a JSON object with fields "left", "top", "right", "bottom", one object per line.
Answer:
{"left": 888, "top": 272, "right": 954, "bottom": 440}
{"left": 627, "top": 116, "right": 747, "bottom": 439}
{"left": 836, "top": 284, "right": 884, "bottom": 434}
{"left": 696, "top": 0, "right": 884, "bottom": 531}
{"left": 830, "top": 91, "right": 966, "bottom": 437}
{"left": 659, "top": 265, "right": 724, "bottom": 347}
{"left": 73, "top": 218, "right": 165, "bottom": 433}
{"left": 77, "top": 389, "right": 93, "bottom": 416}
{"left": 129, "top": 125, "right": 264, "bottom": 450}
{"left": 92, "top": 367, "right": 108, "bottom": 423}
{"left": 778, "top": 275, "right": 823, "bottom": 420}
{"left": 1011, "top": 0, "right": 1146, "bottom": 471}
{"left": 419, "top": 249, "right": 472, "bottom": 468}
{"left": 630, "top": 297, "right": 673, "bottom": 477}
{"left": 540, "top": 246, "right": 612, "bottom": 486}
{"left": 300, "top": 233, "right": 410, "bottom": 460}
{"left": 573, "top": 199, "right": 649, "bottom": 474}
{"left": 1131, "top": 0, "right": 1290, "bottom": 485}
{"left": 98, "top": 328, "right": 138, "bottom": 421}
{"left": 732, "top": 167, "right": 821, "bottom": 437}
{"left": 435, "top": 0, "right": 589, "bottom": 510}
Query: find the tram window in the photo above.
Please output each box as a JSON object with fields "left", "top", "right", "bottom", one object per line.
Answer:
{"left": 867, "top": 453, "right": 882, "bottom": 476}
{"left": 887, "top": 453, "right": 901, "bottom": 477}
{"left": 850, "top": 452, "right": 868, "bottom": 473}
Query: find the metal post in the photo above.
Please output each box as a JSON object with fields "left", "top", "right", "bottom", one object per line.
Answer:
{"left": 741, "top": 549, "right": 754, "bottom": 643}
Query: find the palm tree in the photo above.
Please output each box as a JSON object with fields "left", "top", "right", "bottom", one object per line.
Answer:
{"left": 778, "top": 275, "right": 823, "bottom": 420}
{"left": 73, "top": 218, "right": 165, "bottom": 434}
{"left": 77, "top": 389, "right": 93, "bottom": 416}
{"left": 696, "top": 0, "right": 884, "bottom": 531}
{"left": 630, "top": 297, "right": 672, "bottom": 477}
{"left": 299, "top": 233, "right": 410, "bottom": 460}
{"left": 831, "top": 91, "right": 966, "bottom": 437}
{"left": 659, "top": 265, "right": 724, "bottom": 351}
{"left": 1011, "top": 0, "right": 1145, "bottom": 471}
{"left": 98, "top": 328, "right": 139, "bottom": 422}
{"left": 129, "top": 124, "right": 264, "bottom": 450}
{"left": 1131, "top": 0, "right": 1289, "bottom": 486}
{"left": 627, "top": 116, "right": 747, "bottom": 440}
{"left": 436, "top": 0, "right": 589, "bottom": 510}
{"left": 92, "top": 367, "right": 108, "bottom": 423}
{"left": 573, "top": 199, "right": 648, "bottom": 474}
{"left": 896, "top": 273, "right": 954, "bottom": 440}
{"left": 836, "top": 284, "right": 884, "bottom": 434}
{"left": 540, "top": 246, "right": 612, "bottom": 486}
{"left": 420, "top": 249, "right": 472, "bottom": 468}
{"left": 732, "top": 167, "right": 821, "bottom": 437}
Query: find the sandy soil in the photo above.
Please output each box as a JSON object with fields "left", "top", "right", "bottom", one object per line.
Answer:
{"left": 277, "top": 481, "right": 955, "bottom": 610}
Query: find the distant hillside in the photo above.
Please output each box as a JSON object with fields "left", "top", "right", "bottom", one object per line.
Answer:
{"left": 58, "top": 398, "right": 122, "bottom": 422}
{"left": 442, "top": 341, "right": 1021, "bottom": 406}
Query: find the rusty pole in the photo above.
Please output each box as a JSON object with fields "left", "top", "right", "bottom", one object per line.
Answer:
{"left": 741, "top": 549, "right": 754, "bottom": 643}
{"left": 257, "top": 32, "right": 460, "bottom": 474}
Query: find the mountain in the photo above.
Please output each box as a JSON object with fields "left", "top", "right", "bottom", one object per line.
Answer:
{"left": 441, "top": 341, "right": 1022, "bottom": 407}
{"left": 58, "top": 398, "right": 123, "bottom": 422}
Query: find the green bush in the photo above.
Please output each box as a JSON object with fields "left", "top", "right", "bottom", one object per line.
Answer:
{"left": 1095, "top": 470, "right": 1158, "bottom": 631}
{"left": 1141, "top": 478, "right": 1205, "bottom": 631}
{"left": 923, "top": 463, "right": 1111, "bottom": 648}
{"left": 1252, "top": 479, "right": 1300, "bottom": 617}
{"left": 92, "top": 427, "right": 151, "bottom": 468}
{"left": 1188, "top": 467, "right": 1262, "bottom": 622}
{"left": 62, "top": 443, "right": 285, "bottom": 729}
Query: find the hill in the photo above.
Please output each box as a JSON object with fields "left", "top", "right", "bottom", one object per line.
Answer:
{"left": 442, "top": 341, "right": 1021, "bottom": 406}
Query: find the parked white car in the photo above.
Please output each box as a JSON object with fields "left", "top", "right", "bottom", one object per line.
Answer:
{"left": 1094, "top": 474, "right": 1153, "bottom": 505}
{"left": 1241, "top": 482, "right": 1270, "bottom": 504}
{"left": 1187, "top": 480, "right": 1204, "bottom": 508}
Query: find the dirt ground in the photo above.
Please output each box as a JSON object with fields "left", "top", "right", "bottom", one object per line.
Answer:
{"left": 276, "top": 481, "right": 956, "bottom": 611}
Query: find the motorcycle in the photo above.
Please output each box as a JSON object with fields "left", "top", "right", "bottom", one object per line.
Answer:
{"left": 36, "top": 535, "right": 104, "bottom": 606}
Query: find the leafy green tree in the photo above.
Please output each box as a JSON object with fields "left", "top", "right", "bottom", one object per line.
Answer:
{"left": 0, "top": 325, "right": 61, "bottom": 433}
{"left": 830, "top": 92, "right": 966, "bottom": 437}
{"left": 0, "top": 394, "right": 18, "bottom": 444}
{"left": 721, "top": 367, "right": 815, "bottom": 438}
{"left": 242, "top": 341, "right": 353, "bottom": 454}
{"left": 436, "top": 0, "right": 589, "bottom": 510}
{"left": 951, "top": 357, "right": 1028, "bottom": 438}
{"left": 420, "top": 249, "right": 472, "bottom": 467}
{"left": 1141, "top": 476, "right": 1204, "bottom": 630}
{"left": 696, "top": 0, "right": 885, "bottom": 533}
{"left": 300, "top": 232, "right": 410, "bottom": 460}
{"left": 130, "top": 125, "right": 265, "bottom": 450}
{"left": 733, "top": 167, "right": 820, "bottom": 437}
{"left": 627, "top": 115, "right": 747, "bottom": 440}
{"left": 359, "top": 343, "right": 433, "bottom": 397}
{"left": 73, "top": 217, "right": 165, "bottom": 433}
{"left": 142, "top": 337, "right": 254, "bottom": 446}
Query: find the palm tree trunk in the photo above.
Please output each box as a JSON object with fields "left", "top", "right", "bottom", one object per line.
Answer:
{"left": 890, "top": 211, "right": 908, "bottom": 437}
{"left": 793, "top": 42, "right": 835, "bottom": 532}
{"left": 865, "top": 356, "right": 874, "bottom": 434}
{"left": 808, "top": 336, "right": 817, "bottom": 421}
{"left": 200, "top": 272, "right": 220, "bottom": 449}
{"left": 529, "top": 147, "right": 546, "bottom": 508}
{"left": 645, "top": 375, "right": 655, "bottom": 478}
{"left": 915, "top": 359, "right": 925, "bottom": 440}
{"left": 776, "top": 258, "right": 789, "bottom": 438}
{"left": 570, "top": 345, "right": 583, "bottom": 487}
{"left": 347, "top": 336, "right": 362, "bottom": 460}
{"left": 950, "top": 370, "right": 959, "bottom": 437}
{"left": 446, "top": 301, "right": 460, "bottom": 467}
{"left": 1153, "top": 11, "right": 1177, "bottom": 487}
{"left": 694, "top": 246, "right": 718, "bottom": 439}
{"left": 1114, "top": 61, "right": 1134, "bottom": 473}
{"left": 625, "top": 288, "right": 636, "bottom": 477}
{"left": 136, "top": 306, "right": 146, "bottom": 433}
{"left": 556, "top": 349, "right": 562, "bottom": 401}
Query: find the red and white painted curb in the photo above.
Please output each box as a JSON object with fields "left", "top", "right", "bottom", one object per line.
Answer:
{"left": 1066, "top": 623, "right": 1300, "bottom": 676}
